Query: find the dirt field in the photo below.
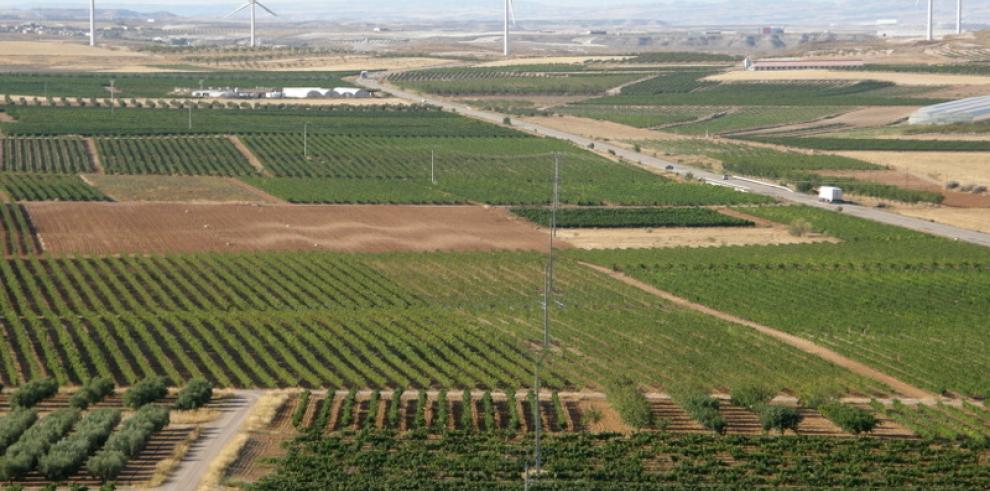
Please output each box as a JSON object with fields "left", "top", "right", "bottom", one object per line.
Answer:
{"left": 896, "top": 206, "right": 990, "bottom": 234}
{"left": 708, "top": 70, "right": 990, "bottom": 86}
{"left": 25, "top": 203, "right": 556, "bottom": 255}
{"left": 748, "top": 106, "right": 917, "bottom": 135}
{"left": 522, "top": 115, "right": 687, "bottom": 141}
{"left": 556, "top": 226, "right": 836, "bottom": 250}
{"left": 836, "top": 150, "right": 990, "bottom": 188}
{"left": 0, "top": 41, "right": 144, "bottom": 58}
{"left": 474, "top": 56, "right": 630, "bottom": 67}
{"left": 264, "top": 56, "right": 452, "bottom": 71}
{"left": 85, "top": 175, "right": 280, "bottom": 204}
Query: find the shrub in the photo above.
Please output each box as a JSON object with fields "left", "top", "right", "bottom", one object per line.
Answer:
{"left": 481, "top": 391, "right": 495, "bottom": 432}
{"left": 338, "top": 389, "right": 357, "bottom": 430}
{"left": 788, "top": 218, "right": 813, "bottom": 237}
{"left": 673, "top": 388, "right": 726, "bottom": 435}
{"left": 460, "top": 389, "right": 473, "bottom": 431}
{"left": 414, "top": 391, "right": 427, "bottom": 430}
{"left": 70, "top": 377, "right": 115, "bottom": 409}
{"left": 434, "top": 390, "right": 448, "bottom": 431}
{"left": 506, "top": 390, "right": 520, "bottom": 432}
{"left": 387, "top": 390, "right": 402, "bottom": 429}
{"left": 819, "top": 402, "right": 877, "bottom": 435}
{"left": 38, "top": 408, "right": 121, "bottom": 480}
{"left": 292, "top": 390, "right": 310, "bottom": 428}
{"left": 10, "top": 379, "right": 58, "bottom": 408}
{"left": 123, "top": 377, "right": 167, "bottom": 409}
{"left": 174, "top": 378, "right": 212, "bottom": 410}
{"left": 755, "top": 404, "right": 802, "bottom": 434}
{"left": 730, "top": 384, "right": 776, "bottom": 409}
{"left": 87, "top": 405, "right": 169, "bottom": 481}
{"left": 1, "top": 408, "right": 81, "bottom": 480}
{"left": 606, "top": 378, "right": 653, "bottom": 429}
{"left": 365, "top": 391, "right": 380, "bottom": 429}
{"left": 551, "top": 391, "right": 567, "bottom": 431}
{"left": 0, "top": 410, "right": 38, "bottom": 452}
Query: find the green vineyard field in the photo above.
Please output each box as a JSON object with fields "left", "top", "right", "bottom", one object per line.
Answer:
{"left": 389, "top": 70, "right": 649, "bottom": 96}
{"left": 97, "top": 137, "right": 257, "bottom": 177}
{"left": 254, "top": 431, "right": 990, "bottom": 489}
{"left": 0, "top": 251, "right": 876, "bottom": 394}
{"left": 0, "top": 203, "right": 41, "bottom": 256}
{"left": 510, "top": 207, "right": 754, "bottom": 228}
{"left": 1, "top": 138, "right": 94, "bottom": 174}
{"left": 577, "top": 206, "right": 990, "bottom": 398}
{"left": 0, "top": 175, "right": 111, "bottom": 202}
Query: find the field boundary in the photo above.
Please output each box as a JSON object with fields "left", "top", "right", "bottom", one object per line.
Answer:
{"left": 579, "top": 261, "right": 939, "bottom": 401}
{"left": 227, "top": 135, "right": 270, "bottom": 177}
{"left": 84, "top": 137, "right": 103, "bottom": 174}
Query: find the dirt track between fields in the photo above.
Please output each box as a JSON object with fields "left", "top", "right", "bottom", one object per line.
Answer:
{"left": 580, "top": 262, "right": 938, "bottom": 400}
{"left": 25, "top": 203, "right": 558, "bottom": 255}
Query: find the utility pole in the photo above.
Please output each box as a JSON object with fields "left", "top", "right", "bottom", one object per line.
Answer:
{"left": 532, "top": 152, "right": 560, "bottom": 481}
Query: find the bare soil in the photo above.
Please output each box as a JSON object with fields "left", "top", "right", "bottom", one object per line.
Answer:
{"left": 84, "top": 175, "right": 279, "bottom": 204}
{"left": 25, "top": 203, "right": 558, "bottom": 255}
{"left": 556, "top": 226, "right": 837, "bottom": 250}
{"left": 747, "top": 106, "right": 917, "bottom": 136}
{"left": 896, "top": 207, "right": 990, "bottom": 234}
{"left": 227, "top": 135, "right": 269, "bottom": 176}
{"left": 835, "top": 151, "right": 990, "bottom": 190}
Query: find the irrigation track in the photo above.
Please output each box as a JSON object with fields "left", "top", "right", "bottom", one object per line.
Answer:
{"left": 579, "top": 261, "right": 941, "bottom": 402}
{"left": 357, "top": 73, "right": 990, "bottom": 249}
{"left": 141, "top": 389, "right": 261, "bottom": 491}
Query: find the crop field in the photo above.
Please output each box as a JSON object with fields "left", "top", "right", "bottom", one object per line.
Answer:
{"left": 666, "top": 106, "right": 848, "bottom": 135}
{"left": 0, "top": 203, "right": 41, "bottom": 256}
{"left": 0, "top": 174, "right": 111, "bottom": 202}
{"left": 0, "top": 137, "right": 95, "bottom": 174}
{"left": 510, "top": 207, "right": 754, "bottom": 228}
{"left": 254, "top": 431, "right": 990, "bottom": 490}
{"left": 0, "top": 250, "right": 881, "bottom": 394}
{"left": 643, "top": 140, "right": 944, "bottom": 204}
{"left": 97, "top": 137, "right": 257, "bottom": 176}
{"left": 576, "top": 206, "right": 990, "bottom": 399}
{"left": 1, "top": 105, "right": 514, "bottom": 137}
{"left": 746, "top": 136, "right": 990, "bottom": 152}
{"left": 0, "top": 71, "right": 355, "bottom": 99}
{"left": 586, "top": 78, "right": 944, "bottom": 106}
{"left": 242, "top": 177, "right": 461, "bottom": 204}
{"left": 556, "top": 105, "right": 725, "bottom": 128}
{"left": 388, "top": 69, "right": 649, "bottom": 96}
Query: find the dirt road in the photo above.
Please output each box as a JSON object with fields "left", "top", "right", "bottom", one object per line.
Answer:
{"left": 580, "top": 262, "right": 939, "bottom": 401}
{"left": 144, "top": 390, "right": 261, "bottom": 491}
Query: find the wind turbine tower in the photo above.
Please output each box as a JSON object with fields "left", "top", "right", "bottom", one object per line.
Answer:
{"left": 89, "top": 0, "right": 95, "bottom": 47}
{"left": 957, "top": 0, "right": 963, "bottom": 35}
{"left": 228, "top": 0, "right": 278, "bottom": 48}
{"left": 503, "top": 0, "right": 515, "bottom": 57}
{"left": 927, "top": 0, "right": 934, "bottom": 41}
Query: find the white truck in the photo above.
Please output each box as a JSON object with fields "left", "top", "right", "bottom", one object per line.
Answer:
{"left": 819, "top": 186, "right": 844, "bottom": 203}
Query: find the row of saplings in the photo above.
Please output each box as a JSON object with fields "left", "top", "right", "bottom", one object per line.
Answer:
{"left": 0, "top": 376, "right": 213, "bottom": 489}
{"left": 607, "top": 378, "right": 878, "bottom": 435}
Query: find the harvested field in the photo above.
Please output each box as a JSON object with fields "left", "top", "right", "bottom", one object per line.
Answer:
{"left": 896, "top": 207, "right": 990, "bottom": 234}
{"left": 835, "top": 150, "right": 990, "bottom": 189}
{"left": 474, "top": 56, "right": 630, "bottom": 67}
{"left": 24, "top": 203, "right": 557, "bottom": 254}
{"left": 708, "top": 69, "right": 990, "bottom": 86}
{"left": 85, "top": 175, "right": 279, "bottom": 203}
{"left": 0, "top": 41, "right": 145, "bottom": 58}
{"left": 556, "top": 226, "right": 836, "bottom": 250}
{"left": 746, "top": 106, "right": 918, "bottom": 135}
{"left": 521, "top": 115, "right": 687, "bottom": 141}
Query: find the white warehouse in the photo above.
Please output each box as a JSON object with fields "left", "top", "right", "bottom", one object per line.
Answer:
{"left": 909, "top": 96, "right": 990, "bottom": 125}
{"left": 279, "top": 87, "right": 372, "bottom": 99}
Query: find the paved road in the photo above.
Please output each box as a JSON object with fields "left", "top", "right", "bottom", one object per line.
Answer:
{"left": 358, "top": 74, "right": 990, "bottom": 248}
{"left": 142, "top": 390, "right": 261, "bottom": 491}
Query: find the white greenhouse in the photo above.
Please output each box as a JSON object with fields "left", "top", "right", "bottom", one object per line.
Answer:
{"left": 909, "top": 96, "right": 990, "bottom": 125}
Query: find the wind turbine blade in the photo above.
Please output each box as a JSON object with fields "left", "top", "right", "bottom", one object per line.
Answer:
{"left": 508, "top": 0, "right": 516, "bottom": 25}
{"left": 226, "top": 3, "right": 252, "bottom": 17}
{"left": 255, "top": 1, "right": 278, "bottom": 16}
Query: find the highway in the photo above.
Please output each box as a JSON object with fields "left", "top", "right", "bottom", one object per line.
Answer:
{"left": 358, "top": 73, "right": 990, "bottom": 248}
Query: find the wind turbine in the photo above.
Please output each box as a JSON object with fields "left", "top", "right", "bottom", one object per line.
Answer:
{"left": 956, "top": 0, "right": 963, "bottom": 35}
{"left": 227, "top": 0, "right": 277, "bottom": 48}
{"left": 89, "top": 0, "right": 95, "bottom": 47}
{"left": 927, "top": 0, "right": 934, "bottom": 41}
{"left": 503, "top": 0, "right": 516, "bottom": 57}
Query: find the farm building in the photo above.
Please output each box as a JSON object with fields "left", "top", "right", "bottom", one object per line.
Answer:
{"left": 909, "top": 96, "right": 990, "bottom": 125}
{"left": 279, "top": 87, "right": 372, "bottom": 99}
{"left": 743, "top": 58, "right": 865, "bottom": 71}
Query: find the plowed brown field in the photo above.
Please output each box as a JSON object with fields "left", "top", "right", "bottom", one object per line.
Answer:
{"left": 25, "top": 203, "right": 556, "bottom": 255}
